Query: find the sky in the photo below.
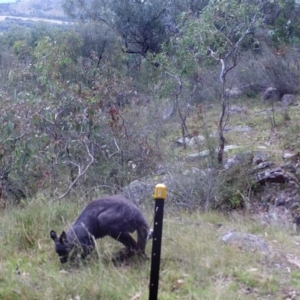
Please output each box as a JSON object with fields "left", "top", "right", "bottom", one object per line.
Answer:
{"left": 0, "top": 0, "right": 17, "bottom": 3}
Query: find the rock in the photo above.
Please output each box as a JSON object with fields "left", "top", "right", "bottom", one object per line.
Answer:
{"left": 174, "top": 135, "right": 205, "bottom": 148}
{"left": 274, "top": 195, "right": 286, "bottom": 207}
{"left": 221, "top": 126, "right": 253, "bottom": 132}
{"left": 189, "top": 135, "right": 205, "bottom": 146}
{"left": 253, "top": 161, "right": 274, "bottom": 170}
{"left": 122, "top": 180, "right": 155, "bottom": 204}
{"left": 225, "top": 87, "right": 243, "bottom": 98}
{"left": 281, "top": 94, "right": 296, "bottom": 107}
{"left": 224, "top": 155, "right": 241, "bottom": 170}
{"left": 154, "top": 165, "right": 166, "bottom": 176}
{"left": 185, "top": 150, "right": 211, "bottom": 161}
{"left": 257, "top": 205, "right": 293, "bottom": 228}
{"left": 256, "top": 167, "right": 299, "bottom": 185}
{"left": 186, "top": 145, "right": 240, "bottom": 162}
{"left": 182, "top": 167, "right": 201, "bottom": 176}
{"left": 163, "top": 106, "right": 174, "bottom": 120}
{"left": 280, "top": 162, "right": 297, "bottom": 174}
{"left": 232, "top": 125, "right": 253, "bottom": 132}
{"left": 282, "top": 151, "right": 299, "bottom": 161}
{"left": 263, "top": 87, "right": 280, "bottom": 102}
{"left": 224, "top": 145, "right": 240, "bottom": 151}
{"left": 174, "top": 136, "right": 192, "bottom": 147}
{"left": 252, "top": 151, "right": 269, "bottom": 165}
{"left": 221, "top": 231, "right": 269, "bottom": 252}
{"left": 223, "top": 150, "right": 252, "bottom": 170}
{"left": 228, "top": 105, "right": 247, "bottom": 115}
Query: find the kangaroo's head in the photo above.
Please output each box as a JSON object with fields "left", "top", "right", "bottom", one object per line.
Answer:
{"left": 50, "top": 230, "right": 71, "bottom": 263}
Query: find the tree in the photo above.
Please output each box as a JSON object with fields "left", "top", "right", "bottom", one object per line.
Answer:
{"left": 266, "top": 0, "right": 300, "bottom": 46}
{"left": 159, "top": 0, "right": 264, "bottom": 164}
{"left": 62, "top": 0, "right": 210, "bottom": 57}
{"left": 62, "top": 0, "right": 166, "bottom": 56}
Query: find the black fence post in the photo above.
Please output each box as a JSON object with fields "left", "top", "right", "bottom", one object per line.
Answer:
{"left": 149, "top": 184, "right": 167, "bottom": 300}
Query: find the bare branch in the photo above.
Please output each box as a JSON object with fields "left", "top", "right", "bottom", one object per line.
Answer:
{"left": 56, "top": 138, "right": 94, "bottom": 200}
{"left": 113, "top": 138, "right": 120, "bottom": 152}
{"left": 207, "top": 48, "right": 220, "bottom": 61}
{"left": 108, "top": 138, "right": 121, "bottom": 159}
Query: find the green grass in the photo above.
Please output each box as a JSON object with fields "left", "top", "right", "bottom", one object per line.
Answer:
{"left": 1, "top": 96, "right": 300, "bottom": 299}
{"left": 0, "top": 197, "right": 300, "bottom": 299}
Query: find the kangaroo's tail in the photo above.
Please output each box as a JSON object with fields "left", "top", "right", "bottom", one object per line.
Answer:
{"left": 136, "top": 220, "right": 149, "bottom": 253}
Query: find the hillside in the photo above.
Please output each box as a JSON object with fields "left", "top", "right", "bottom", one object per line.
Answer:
{"left": 1, "top": 193, "right": 300, "bottom": 299}
{"left": 0, "top": 0, "right": 66, "bottom": 18}
{"left": 0, "top": 0, "right": 300, "bottom": 298}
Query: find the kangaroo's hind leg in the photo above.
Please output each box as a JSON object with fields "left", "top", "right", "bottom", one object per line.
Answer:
{"left": 110, "top": 232, "right": 138, "bottom": 261}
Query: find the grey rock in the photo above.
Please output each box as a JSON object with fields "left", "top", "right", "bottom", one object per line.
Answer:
{"left": 224, "top": 155, "right": 241, "bottom": 170}
{"left": 221, "top": 231, "right": 269, "bottom": 252}
{"left": 281, "top": 94, "right": 296, "bottom": 107}
{"left": 174, "top": 135, "right": 205, "bottom": 148}
{"left": 154, "top": 165, "right": 166, "bottom": 176}
{"left": 222, "top": 126, "right": 253, "bottom": 132}
{"left": 224, "top": 151, "right": 253, "bottom": 170}
{"left": 182, "top": 167, "right": 201, "bottom": 176}
{"left": 282, "top": 151, "right": 298, "bottom": 161}
{"left": 274, "top": 195, "right": 285, "bottom": 207}
{"left": 225, "top": 87, "right": 243, "bottom": 98}
{"left": 185, "top": 150, "right": 211, "bottom": 161}
{"left": 186, "top": 145, "right": 240, "bottom": 162}
{"left": 263, "top": 87, "right": 280, "bottom": 102}
{"left": 252, "top": 151, "right": 269, "bottom": 165}
{"left": 256, "top": 167, "right": 299, "bottom": 185}
{"left": 280, "top": 162, "right": 297, "bottom": 174}
{"left": 253, "top": 161, "right": 274, "bottom": 170}
{"left": 232, "top": 125, "right": 253, "bottom": 132}
{"left": 122, "top": 180, "right": 155, "bottom": 204}
{"left": 228, "top": 105, "right": 247, "bottom": 115}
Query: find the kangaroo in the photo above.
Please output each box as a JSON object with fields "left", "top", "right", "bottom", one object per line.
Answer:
{"left": 50, "top": 195, "right": 149, "bottom": 263}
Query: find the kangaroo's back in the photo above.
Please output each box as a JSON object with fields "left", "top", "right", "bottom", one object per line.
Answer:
{"left": 72, "top": 195, "right": 148, "bottom": 243}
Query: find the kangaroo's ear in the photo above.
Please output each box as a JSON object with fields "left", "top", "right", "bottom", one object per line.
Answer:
{"left": 59, "top": 231, "right": 68, "bottom": 244}
{"left": 50, "top": 230, "right": 58, "bottom": 242}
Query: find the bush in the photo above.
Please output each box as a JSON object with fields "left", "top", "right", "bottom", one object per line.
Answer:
{"left": 261, "top": 49, "right": 300, "bottom": 95}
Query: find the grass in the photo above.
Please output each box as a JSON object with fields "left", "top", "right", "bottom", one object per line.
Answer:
{"left": 186, "top": 97, "right": 300, "bottom": 165}
{"left": 0, "top": 196, "right": 300, "bottom": 299}
{"left": 1, "top": 96, "right": 300, "bottom": 299}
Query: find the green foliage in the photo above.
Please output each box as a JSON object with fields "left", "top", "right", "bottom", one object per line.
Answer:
{"left": 0, "top": 24, "right": 166, "bottom": 200}
{"left": 215, "top": 152, "right": 256, "bottom": 210}
{"left": 267, "top": 0, "right": 300, "bottom": 46}
{"left": 167, "top": 0, "right": 262, "bottom": 70}
{"left": 61, "top": 0, "right": 208, "bottom": 56}
{"left": 0, "top": 0, "right": 299, "bottom": 204}
{"left": 0, "top": 25, "right": 30, "bottom": 47}
{"left": 33, "top": 31, "right": 83, "bottom": 85}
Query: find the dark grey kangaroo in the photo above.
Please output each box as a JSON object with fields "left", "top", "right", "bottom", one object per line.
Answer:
{"left": 50, "top": 195, "right": 149, "bottom": 263}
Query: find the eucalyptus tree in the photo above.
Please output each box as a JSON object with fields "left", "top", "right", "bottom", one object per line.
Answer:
{"left": 62, "top": 0, "right": 210, "bottom": 57}
{"left": 266, "top": 0, "right": 300, "bottom": 46}
{"left": 159, "top": 0, "right": 267, "bottom": 164}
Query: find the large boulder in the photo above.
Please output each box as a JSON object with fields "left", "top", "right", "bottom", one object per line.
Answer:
{"left": 122, "top": 180, "right": 155, "bottom": 205}
{"left": 256, "top": 166, "right": 299, "bottom": 185}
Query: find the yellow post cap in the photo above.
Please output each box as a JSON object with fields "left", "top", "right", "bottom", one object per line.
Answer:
{"left": 154, "top": 184, "right": 167, "bottom": 199}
